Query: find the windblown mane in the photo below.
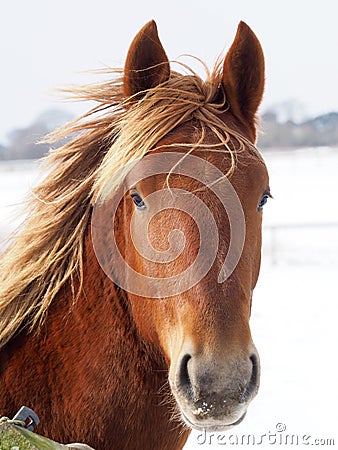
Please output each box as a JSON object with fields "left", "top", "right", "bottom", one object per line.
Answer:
{"left": 0, "top": 62, "right": 260, "bottom": 349}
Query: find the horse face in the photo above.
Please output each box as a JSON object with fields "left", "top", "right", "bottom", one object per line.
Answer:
{"left": 118, "top": 19, "right": 267, "bottom": 431}
{"left": 123, "top": 139, "right": 269, "bottom": 431}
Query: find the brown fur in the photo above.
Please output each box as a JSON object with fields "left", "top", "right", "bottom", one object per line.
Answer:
{"left": 0, "top": 21, "right": 267, "bottom": 449}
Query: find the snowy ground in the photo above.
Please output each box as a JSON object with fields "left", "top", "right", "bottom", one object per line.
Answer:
{"left": 0, "top": 147, "right": 337, "bottom": 448}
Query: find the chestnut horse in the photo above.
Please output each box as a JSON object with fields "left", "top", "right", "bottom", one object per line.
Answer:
{"left": 0, "top": 21, "right": 269, "bottom": 450}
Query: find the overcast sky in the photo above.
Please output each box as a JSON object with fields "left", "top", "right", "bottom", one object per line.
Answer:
{"left": 1, "top": 0, "right": 337, "bottom": 143}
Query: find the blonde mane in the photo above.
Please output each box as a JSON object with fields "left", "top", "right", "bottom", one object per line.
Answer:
{"left": 0, "top": 63, "right": 259, "bottom": 349}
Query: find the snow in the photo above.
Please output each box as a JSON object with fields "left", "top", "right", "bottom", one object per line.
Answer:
{"left": 0, "top": 160, "right": 42, "bottom": 241}
{"left": 0, "top": 147, "right": 337, "bottom": 448}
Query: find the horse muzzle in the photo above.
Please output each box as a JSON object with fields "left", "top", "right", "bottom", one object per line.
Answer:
{"left": 169, "top": 348, "right": 260, "bottom": 431}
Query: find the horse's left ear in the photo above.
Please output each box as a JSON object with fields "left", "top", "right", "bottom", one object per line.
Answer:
{"left": 124, "top": 20, "right": 170, "bottom": 98}
{"left": 222, "top": 22, "right": 265, "bottom": 128}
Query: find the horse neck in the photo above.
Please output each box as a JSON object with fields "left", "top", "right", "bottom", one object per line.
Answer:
{"left": 0, "top": 228, "right": 189, "bottom": 449}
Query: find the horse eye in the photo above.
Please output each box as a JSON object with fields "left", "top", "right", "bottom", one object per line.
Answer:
{"left": 258, "top": 191, "right": 270, "bottom": 212}
{"left": 131, "top": 193, "right": 146, "bottom": 209}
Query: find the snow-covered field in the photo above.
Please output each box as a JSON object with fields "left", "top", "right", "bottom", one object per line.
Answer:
{"left": 0, "top": 147, "right": 337, "bottom": 448}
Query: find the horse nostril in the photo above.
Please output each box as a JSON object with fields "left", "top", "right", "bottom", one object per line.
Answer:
{"left": 178, "top": 354, "right": 192, "bottom": 391}
{"left": 250, "top": 353, "right": 259, "bottom": 388}
{"left": 240, "top": 353, "right": 259, "bottom": 403}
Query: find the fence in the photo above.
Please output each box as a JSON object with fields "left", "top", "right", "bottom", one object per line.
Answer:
{"left": 262, "top": 222, "right": 338, "bottom": 265}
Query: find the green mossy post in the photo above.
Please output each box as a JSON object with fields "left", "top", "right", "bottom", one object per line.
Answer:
{"left": 0, "top": 421, "right": 67, "bottom": 449}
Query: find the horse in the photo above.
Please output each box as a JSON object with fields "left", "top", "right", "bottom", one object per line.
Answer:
{"left": 0, "top": 20, "right": 269, "bottom": 450}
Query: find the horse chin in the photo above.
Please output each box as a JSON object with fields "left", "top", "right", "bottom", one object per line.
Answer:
{"left": 179, "top": 407, "right": 247, "bottom": 432}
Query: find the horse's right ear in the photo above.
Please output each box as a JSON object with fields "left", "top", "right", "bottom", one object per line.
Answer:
{"left": 123, "top": 20, "right": 170, "bottom": 99}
